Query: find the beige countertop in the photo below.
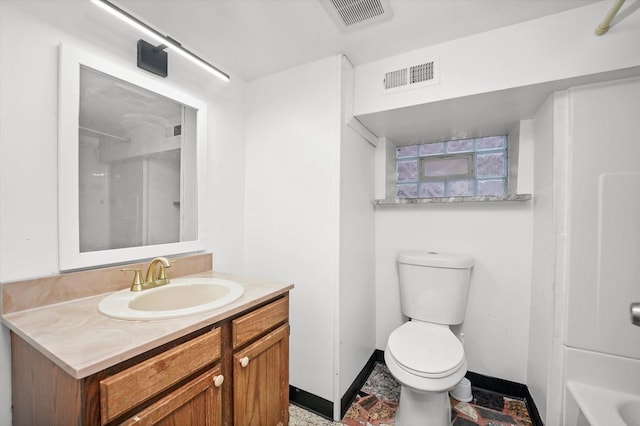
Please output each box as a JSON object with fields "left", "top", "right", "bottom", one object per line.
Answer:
{"left": 1, "top": 270, "right": 293, "bottom": 379}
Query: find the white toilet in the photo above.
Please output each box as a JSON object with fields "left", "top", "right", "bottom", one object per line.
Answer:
{"left": 385, "top": 250, "right": 474, "bottom": 426}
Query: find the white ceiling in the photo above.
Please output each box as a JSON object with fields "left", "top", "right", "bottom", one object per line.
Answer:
{"left": 6, "top": 0, "right": 611, "bottom": 142}
{"left": 116, "top": 0, "right": 600, "bottom": 81}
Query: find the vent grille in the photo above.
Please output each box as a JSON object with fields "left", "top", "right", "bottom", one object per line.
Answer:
{"left": 384, "top": 68, "right": 408, "bottom": 90}
{"left": 410, "top": 62, "right": 434, "bottom": 84}
{"left": 330, "top": 0, "right": 386, "bottom": 27}
{"left": 383, "top": 60, "right": 438, "bottom": 91}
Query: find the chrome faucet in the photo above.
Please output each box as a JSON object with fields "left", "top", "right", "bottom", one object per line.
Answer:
{"left": 122, "top": 257, "right": 172, "bottom": 292}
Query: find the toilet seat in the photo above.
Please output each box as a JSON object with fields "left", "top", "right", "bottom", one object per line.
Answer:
{"left": 387, "top": 321, "right": 464, "bottom": 379}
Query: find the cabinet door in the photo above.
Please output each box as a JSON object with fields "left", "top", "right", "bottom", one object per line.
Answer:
{"left": 120, "top": 367, "right": 223, "bottom": 426}
{"left": 233, "top": 324, "right": 289, "bottom": 426}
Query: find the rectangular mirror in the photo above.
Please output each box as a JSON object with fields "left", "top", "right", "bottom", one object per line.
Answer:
{"left": 59, "top": 45, "right": 206, "bottom": 270}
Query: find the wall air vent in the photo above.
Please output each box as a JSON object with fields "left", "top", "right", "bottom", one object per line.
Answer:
{"left": 410, "top": 62, "right": 434, "bottom": 84}
{"left": 384, "top": 68, "right": 408, "bottom": 90}
{"left": 383, "top": 59, "right": 439, "bottom": 93}
{"left": 320, "top": 0, "right": 393, "bottom": 33}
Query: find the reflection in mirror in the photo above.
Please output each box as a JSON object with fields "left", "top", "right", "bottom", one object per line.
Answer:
{"left": 58, "top": 45, "right": 206, "bottom": 270}
{"left": 78, "top": 67, "right": 197, "bottom": 252}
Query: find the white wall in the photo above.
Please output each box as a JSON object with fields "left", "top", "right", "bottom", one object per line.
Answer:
{"left": 528, "top": 94, "right": 555, "bottom": 420}
{"left": 364, "top": 0, "right": 640, "bottom": 402}
{"left": 375, "top": 200, "right": 534, "bottom": 383}
{"left": 244, "top": 56, "right": 341, "bottom": 402}
{"left": 0, "top": 3, "right": 246, "bottom": 425}
{"left": 374, "top": 119, "right": 535, "bottom": 384}
{"left": 3, "top": 2, "right": 640, "bottom": 424}
{"left": 353, "top": 1, "right": 640, "bottom": 116}
{"left": 244, "top": 55, "right": 376, "bottom": 418}
{"left": 338, "top": 57, "right": 376, "bottom": 403}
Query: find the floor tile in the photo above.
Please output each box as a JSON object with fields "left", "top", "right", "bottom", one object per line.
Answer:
{"left": 360, "top": 362, "right": 401, "bottom": 403}
{"left": 472, "top": 388, "right": 505, "bottom": 411}
{"left": 342, "top": 392, "right": 397, "bottom": 425}
{"left": 289, "top": 362, "right": 536, "bottom": 426}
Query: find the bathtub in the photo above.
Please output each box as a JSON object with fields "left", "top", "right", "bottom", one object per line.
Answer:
{"left": 567, "top": 381, "right": 640, "bottom": 426}
{"left": 563, "top": 347, "right": 640, "bottom": 426}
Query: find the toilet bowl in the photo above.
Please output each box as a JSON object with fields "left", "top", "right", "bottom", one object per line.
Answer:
{"left": 387, "top": 250, "right": 474, "bottom": 426}
{"left": 385, "top": 321, "right": 467, "bottom": 425}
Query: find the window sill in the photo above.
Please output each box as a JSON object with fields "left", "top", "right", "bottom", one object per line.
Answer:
{"left": 374, "top": 194, "right": 532, "bottom": 205}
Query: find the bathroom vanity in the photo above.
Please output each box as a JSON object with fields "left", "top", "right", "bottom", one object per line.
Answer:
{"left": 1, "top": 255, "right": 292, "bottom": 425}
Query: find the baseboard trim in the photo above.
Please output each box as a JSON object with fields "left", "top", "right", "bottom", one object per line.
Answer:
{"left": 524, "top": 387, "right": 544, "bottom": 426}
{"left": 290, "top": 349, "right": 383, "bottom": 421}
{"left": 289, "top": 385, "right": 333, "bottom": 420}
{"left": 374, "top": 348, "right": 385, "bottom": 363}
{"left": 464, "top": 371, "right": 544, "bottom": 426}
{"left": 340, "top": 351, "right": 379, "bottom": 417}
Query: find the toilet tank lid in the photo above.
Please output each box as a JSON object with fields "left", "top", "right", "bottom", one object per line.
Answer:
{"left": 397, "top": 250, "right": 474, "bottom": 269}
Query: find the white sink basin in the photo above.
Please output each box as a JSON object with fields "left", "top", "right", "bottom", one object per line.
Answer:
{"left": 98, "top": 277, "right": 244, "bottom": 320}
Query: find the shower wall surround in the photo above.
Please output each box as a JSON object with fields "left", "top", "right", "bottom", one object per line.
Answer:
{"left": 530, "top": 77, "right": 640, "bottom": 425}
{"left": 561, "top": 77, "right": 640, "bottom": 424}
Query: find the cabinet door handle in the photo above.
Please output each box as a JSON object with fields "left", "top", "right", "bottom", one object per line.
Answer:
{"left": 213, "top": 375, "right": 224, "bottom": 388}
{"left": 240, "top": 356, "right": 249, "bottom": 368}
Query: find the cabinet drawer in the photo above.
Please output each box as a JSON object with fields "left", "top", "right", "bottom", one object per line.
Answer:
{"left": 100, "top": 327, "right": 221, "bottom": 424}
{"left": 232, "top": 295, "right": 288, "bottom": 349}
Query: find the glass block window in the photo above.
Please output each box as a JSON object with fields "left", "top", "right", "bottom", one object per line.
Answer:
{"left": 396, "top": 159, "right": 419, "bottom": 182}
{"left": 422, "top": 154, "right": 473, "bottom": 178}
{"left": 395, "top": 135, "right": 507, "bottom": 198}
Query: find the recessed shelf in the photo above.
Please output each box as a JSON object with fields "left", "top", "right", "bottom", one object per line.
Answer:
{"left": 374, "top": 194, "right": 532, "bottom": 205}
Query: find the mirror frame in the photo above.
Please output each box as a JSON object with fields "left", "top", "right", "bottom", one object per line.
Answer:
{"left": 58, "top": 44, "right": 207, "bottom": 270}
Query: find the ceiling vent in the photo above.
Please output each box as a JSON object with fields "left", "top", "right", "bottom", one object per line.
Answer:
{"left": 383, "top": 59, "right": 440, "bottom": 93}
{"left": 320, "top": 0, "right": 393, "bottom": 32}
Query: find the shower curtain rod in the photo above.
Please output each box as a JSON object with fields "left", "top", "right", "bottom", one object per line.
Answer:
{"left": 595, "top": 0, "right": 626, "bottom": 35}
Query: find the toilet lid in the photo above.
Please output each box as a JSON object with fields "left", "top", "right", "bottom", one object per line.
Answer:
{"left": 387, "top": 322, "right": 465, "bottom": 379}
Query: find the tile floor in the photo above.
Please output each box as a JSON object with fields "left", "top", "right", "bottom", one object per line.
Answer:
{"left": 290, "top": 362, "right": 535, "bottom": 426}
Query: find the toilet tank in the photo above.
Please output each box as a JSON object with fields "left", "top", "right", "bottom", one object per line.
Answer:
{"left": 397, "top": 250, "right": 474, "bottom": 325}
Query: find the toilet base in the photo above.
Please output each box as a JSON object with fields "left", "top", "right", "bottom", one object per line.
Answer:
{"left": 395, "top": 385, "right": 451, "bottom": 426}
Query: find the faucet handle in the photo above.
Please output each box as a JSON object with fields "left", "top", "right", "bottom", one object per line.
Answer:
{"left": 157, "top": 262, "right": 170, "bottom": 281}
{"left": 122, "top": 268, "right": 145, "bottom": 292}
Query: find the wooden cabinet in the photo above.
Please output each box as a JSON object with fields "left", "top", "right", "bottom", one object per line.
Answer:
{"left": 100, "top": 328, "right": 222, "bottom": 425}
{"left": 233, "top": 325, "right": 289, "bottom": 426}
{"left": 119, "top": 367, "right": 223, "bottom": 426}
{"left": 10, "top": 293, "right": 289, "bottom": 426}
{"left": 232, "top": 297, "right": 290, "bottom": 426}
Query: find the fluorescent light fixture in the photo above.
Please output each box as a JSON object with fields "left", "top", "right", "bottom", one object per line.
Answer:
{"left": 91, "top": 0, "right": 230, "bottom": 82}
